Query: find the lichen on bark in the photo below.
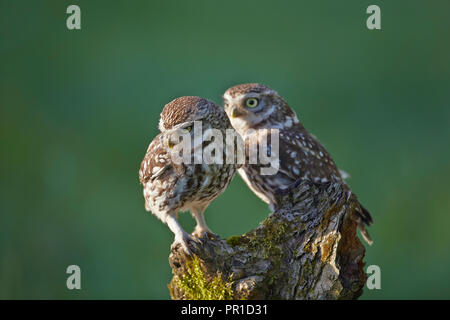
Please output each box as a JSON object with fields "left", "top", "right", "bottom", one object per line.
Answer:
{"left": 168, "top": 180, "right": 368, "bottom": 300}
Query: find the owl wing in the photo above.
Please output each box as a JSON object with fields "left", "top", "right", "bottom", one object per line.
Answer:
{"left": 139, "top": 134, "right": 173, "bottom": 185}
{"left": 275, "top": 129, "right": 342, "bottom": 183}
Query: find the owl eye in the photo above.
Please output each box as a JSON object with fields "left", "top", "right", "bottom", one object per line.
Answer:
{"left": 245, "top": 98, "right": 259, "bottom": 108}
{"left": 183, "top": 124, "right": 193, "bottom": 133}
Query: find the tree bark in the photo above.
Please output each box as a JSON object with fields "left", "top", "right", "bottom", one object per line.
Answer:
{"left": 168, "top": 180, "right": 368, "bottom": 300}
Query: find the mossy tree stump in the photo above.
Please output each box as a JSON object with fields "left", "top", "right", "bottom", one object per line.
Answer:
{"left": 168, "top": 180, "right": 368, "bottom": 300}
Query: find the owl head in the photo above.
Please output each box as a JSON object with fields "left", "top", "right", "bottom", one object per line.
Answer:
{"left": 222, "top": 83, "right": 300, "bottom": 135}
{"left": 159, "top": 96, "right": 230, "bottom": 133}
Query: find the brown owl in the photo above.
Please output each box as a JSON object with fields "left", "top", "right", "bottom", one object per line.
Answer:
{"left": 139, "top": 96, "right": 238, "bottom": 254}
{"left": 223, "top": 84, "right": 373, "bottom": 244}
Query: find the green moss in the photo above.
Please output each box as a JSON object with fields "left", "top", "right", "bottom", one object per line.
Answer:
{"left": 172, "top": 256, "right": 234, "bottom": 300}
{"left": 259, "top": 217, "right": 288, "bottom": 258}
{"left": 226, "top": 235, "right": 242, "bottom": 246}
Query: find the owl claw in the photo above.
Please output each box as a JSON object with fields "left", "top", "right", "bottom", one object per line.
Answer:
{"left": 192, "top": 227, "right": 218, "bottom": 240}
{"left": 172, "top": 233, "right": 199, "bottom": 256}
{"left": 203, "top": 231, "right": 219, "bottom": 240}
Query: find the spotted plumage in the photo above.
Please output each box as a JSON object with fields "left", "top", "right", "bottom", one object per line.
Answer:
{"left": 223, "top": 84, "right": 373, "bottom": 244}
{"left": 139, "top": 96, "right": 238, "bottom": 254}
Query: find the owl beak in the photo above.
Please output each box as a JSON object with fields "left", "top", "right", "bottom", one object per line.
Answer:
{"left": 167, "top": 138, "right": 175, "bottom": 149}
{"left": 231, "top": 107, "right": 242, "bottom": 118}
{"left": 166, "top": 130, "right": 181, "bottom": 149}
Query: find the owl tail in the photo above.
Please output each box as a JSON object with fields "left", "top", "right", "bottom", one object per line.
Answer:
{"left": 355, "top": 204, "right": 373, "bottom": 245}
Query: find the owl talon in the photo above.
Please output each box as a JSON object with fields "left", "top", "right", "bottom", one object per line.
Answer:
{"left": 172, "top": 233, "right": 199, "bottom": 256}
{"left": 194, "top": 231, "right": 218, "bottom": 240}
{"left": 192, "top": 226, "right": 217, "bottom": 240}
{"left": 207, "top": 232, "right": 220, "bottom": 240}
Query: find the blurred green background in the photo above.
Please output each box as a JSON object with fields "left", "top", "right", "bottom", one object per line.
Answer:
{"left": 1, "top": 0, "right": 449, "bottom": 299}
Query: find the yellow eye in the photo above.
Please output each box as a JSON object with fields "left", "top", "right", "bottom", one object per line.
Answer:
{"left": 245, "top": 98, "right": 259, "bottom": 108}
{"left": 185, "top": 125, "right": 192, "bottom": 133}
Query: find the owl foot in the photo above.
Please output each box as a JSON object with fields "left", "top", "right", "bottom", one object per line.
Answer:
{"left": 172, "top": 232, "right": 200, "bottom": 257}
{"left": 192, "top": 227, "right": 218, "bottom": 240}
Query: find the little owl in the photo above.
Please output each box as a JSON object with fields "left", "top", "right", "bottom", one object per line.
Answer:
{"left": 222, "top": 84, "right": 373, "bottom": 244}
{"left": 139, "top": 96, "right": 239, "bottom": 254}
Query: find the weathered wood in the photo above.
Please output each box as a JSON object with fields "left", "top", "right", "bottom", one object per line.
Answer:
{"left": 168, "top": 180, "right": 368, "bottom": 300}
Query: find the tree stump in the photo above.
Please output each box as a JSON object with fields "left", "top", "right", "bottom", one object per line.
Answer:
{"left": 168, "top": 179, "right": 368, "bottom": 300}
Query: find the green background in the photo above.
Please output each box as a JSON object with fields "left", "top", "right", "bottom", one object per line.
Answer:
{"left": 1, "top": 1, "right": 449, "bottom": 299}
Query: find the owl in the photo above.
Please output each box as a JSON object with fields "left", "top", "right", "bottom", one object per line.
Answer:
{"left": 139, "top": 96, "right": 238, "bottom": 254}
{"left": 223, "top": 84, "right": 373, "bottom": 244}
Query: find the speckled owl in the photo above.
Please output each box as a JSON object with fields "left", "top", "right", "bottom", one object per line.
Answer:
{"left": 223, "top": 84, "right": 373, "bottom": 244}
{"left": 139, "top": 96, "right": 239, "bottom": 254}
